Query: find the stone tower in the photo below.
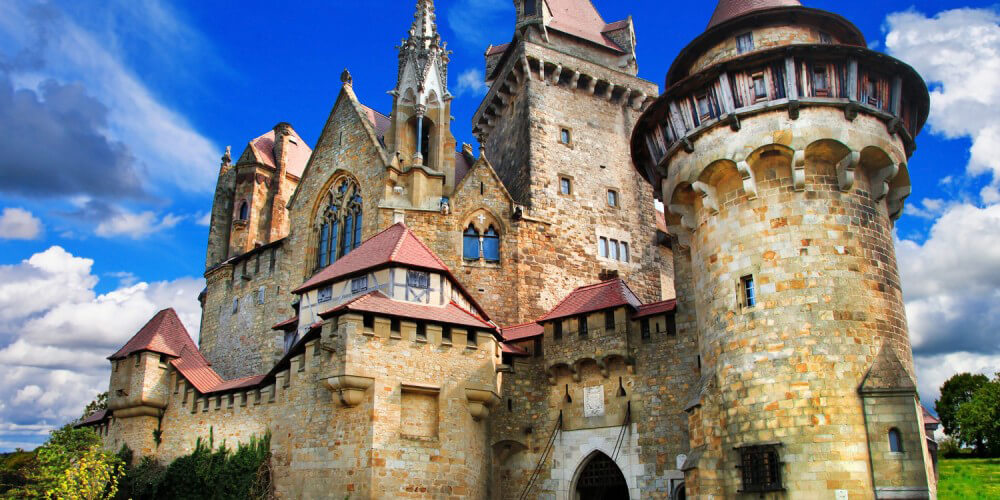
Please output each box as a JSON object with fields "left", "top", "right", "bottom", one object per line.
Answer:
{"left": 474, "top": 0, "right": 669, "bottom": 318}
{"left": 631, "top": 1, "right": 933, "bottom": 498}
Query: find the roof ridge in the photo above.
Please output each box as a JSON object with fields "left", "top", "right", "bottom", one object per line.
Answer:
{"left": 503, "top": 321, "right": 542, "bottom": 329}
{"left": 398, "top": 224, "right": 451, "bottom": 271}
{"left": 448, "top": 300, "right": 491, "bottom": 326}
{"left": 388, "top": 224, "right": 410, "bottom": 262}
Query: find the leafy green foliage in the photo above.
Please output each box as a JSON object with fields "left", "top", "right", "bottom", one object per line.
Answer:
{"left": 936, "top": 373, "right": 989, "bottom": 437}
{"left": 955, "top": 375, "right": 1000, "bottom": 456}
{"left": 117, "top": 457, "right": 166, "bottom": 500}
{"left": 0, "top": 450, "right": 38, "bottom": 495}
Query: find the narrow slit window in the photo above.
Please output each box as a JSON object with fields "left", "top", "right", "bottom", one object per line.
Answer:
{"left": 741, "top": 275, "right": 757, "bottom": 308}
{"left": 232, "top": 298, "right": 239, "bottom": 315}
{"left": 620, "top": 242, "right": 629, "bottom": 263}
{"left": 641, "top": 318, "right": 650, "bottom": 340}
{"left": 533, "top": 337, "right": 543, "bottom": 357}
{"left": 604, "top": 311, "right": 615, "bottom": 331}
{"left": 610, "top": 239, "right": 619, "bottom": 261}
{"left": 888, "top": 428, "right": 903, "bottom": 453}
{"left": 560, "top": 128, "right": 571, "bottom": 145}
{"left": 238, "top": 201, "right": 249, "bottom": 221}
{"left": 578, "top": 316, "right": 588, "bottom": 338}
{"left": 599, "top": 237, "right": 609, "bottom": 258}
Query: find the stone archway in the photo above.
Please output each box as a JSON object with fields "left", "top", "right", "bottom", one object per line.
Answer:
{"left": 571, "top": 451, "right": 629, "bottom": 500}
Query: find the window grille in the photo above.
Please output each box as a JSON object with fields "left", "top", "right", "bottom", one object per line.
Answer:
{"left": 407, "top": 270, "right": 430, "bottom": 289}
{"left": 351, "top": 276, "right": 368, "bottom": 294}
{"left": 738, "top": 444, "right": 783, "bottom": 493}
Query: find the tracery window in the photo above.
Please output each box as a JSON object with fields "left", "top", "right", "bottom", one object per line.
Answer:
{"left": 463, "top": 225, "right": 481, "bottom": 260}
{"left": 316, "top": 178, "right": 363, "bottom": 269}
{"left": 483, "top": 226, "right": 500, "bottom": 262}
{"left": 463, "top": 213, "right": 502, "bottom": 264}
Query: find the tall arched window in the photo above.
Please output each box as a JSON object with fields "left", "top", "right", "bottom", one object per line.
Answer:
{"left": 888, "top": 428, "right": 903, "bottom": 453}
{"left": 483, "top": 225, "right": 500, "bottom": 262}
{"left": 463, "top": 224, "right": 480, "bottom": 260}
{"left": 316, "top": 178, "right": 362, "bottom": 269}
{"left": 237, "top": 201, "right": 249, "bottom": 221}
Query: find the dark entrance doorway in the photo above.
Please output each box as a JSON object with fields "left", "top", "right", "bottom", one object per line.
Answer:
{"left": 575, "top": 452, "right": 629, "bottom": 500}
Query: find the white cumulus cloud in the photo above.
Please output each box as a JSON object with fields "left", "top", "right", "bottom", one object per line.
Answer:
{"left": 0, "top": 246, "right": 203, "bottom": 450}
{"left": 453, "top": 68, "right": 488, "bottom": 97}
{"left": 0, "top": 207, "right": 43, "bottom": 240}
{"left": 94, "top": 210, "right": 183, "bottom": 239}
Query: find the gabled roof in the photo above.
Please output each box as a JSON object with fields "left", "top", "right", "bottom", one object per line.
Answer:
{"left": 109, "top": 308, "right": 189, "bottom": 360}
{"left": 359, "top": 105, "right": 391, "bottom": 143}
{"left": 538, "top": 279, "right": 642, "bottom": 322}
{"left": 319, "top": 291, "right": 494, "bottom": 330}
{"left": 707, "top": 0, "right": 801, "bottom": 29}
{"left": 242, "top": 127, "right": 312, "bottom": 178}
{"left": 543, "top": 0, "right": 625, "bottom": 53}
{"left": 634, "top": 299, "right": 677, "bottom": 319}
{"left": 76, "top": 409, "right": 109, "bottom": 427}
{"left": 502, "top": 322, "right": 544, "bottom": 341}
{"left": 294, "top": 223, "right": 450, "bottom": 293}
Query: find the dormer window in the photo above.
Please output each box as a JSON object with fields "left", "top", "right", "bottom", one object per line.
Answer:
{"left": 523, "top": 0, "right": 536, "bottom": 16}
{"left": 736, "top": 33, "right": 754, "bottom": 54}
{"left": 407, "top": 270, "right": 430, "bottom": 289}
{"left": 351, "top": 276, "right": 368, "bottom": 294}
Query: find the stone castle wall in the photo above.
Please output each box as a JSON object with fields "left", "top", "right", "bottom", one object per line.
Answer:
{"left": 665, "top": 107, "right": 925, "bottom": 498}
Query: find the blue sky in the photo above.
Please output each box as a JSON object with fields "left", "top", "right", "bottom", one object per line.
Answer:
{"left": 0, "top": 0, "right": 998, "bottom": 450}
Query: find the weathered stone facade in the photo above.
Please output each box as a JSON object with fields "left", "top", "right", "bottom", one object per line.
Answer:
{"left": 90, "top": 1, "right": 938, "bottom": 499}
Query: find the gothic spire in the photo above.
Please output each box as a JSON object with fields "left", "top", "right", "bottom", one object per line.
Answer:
{"left": 407, "top": 0, "right": 439, "bottom": 49}
{"left": 397, "top": 0, "right": 449, "bottom": 95}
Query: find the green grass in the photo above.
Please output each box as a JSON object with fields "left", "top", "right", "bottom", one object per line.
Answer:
{"left": 938, "top": 457, "right": 1000, "bottom": 500}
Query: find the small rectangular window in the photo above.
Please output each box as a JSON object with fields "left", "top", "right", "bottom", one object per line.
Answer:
{"left": 738, "top": 444, "right": 783, "bottom": 493}
{"left": 599, "top": 237, "right": 609, "bottom": 258}
{"left": 819, "top": 32, "right": 833, "bottom": 44}
{"left": 363, "top": 314, "right": 375, "bottom": 330}
{"left": 467, "top": 329, "right": 477, "bottom": 347}
{"left": 610, "top": 239, "right": 619, "bottom": 261}
{"left": 620, "top": 242, "right": 629, "bottom": 262}
{"left": 741, "top": 275, "right": 757, "bottom": 308}
{"left": 560, "top": 128, "right": 571, "bottom": 144}
{"left": 442, "top": 325, "right": 452, "bottom": 342}
{"left": 254, "top": 254, "right": 260, "bottom": 274}
{"left": 554, "top": 320, "right": 563, "bottom": 340}
{"left": 407, "top": 270, "right": 430, "bottom": 289}
{"left": 736, "top": 32, "right": 754, "bottom": 54}
{"left": 317, "top": 286, "right": 333, "bottom": 303}
{"left": 416, "top": 322, "right": 427, "bottom": 340}
{"left": 351, "top": 276, "right": 368, "bottom": 294}
{"left": 605, "top": 311, "right": 615, "bottom": 331}
{"left": 391, "top": 318, "right": 401, "bottom": 334}
{"left": 641, "top": 318, "right": 650, "bottom": 340}
{"left": 533, "top": 337, "right": 543, "bottom": 357}
{"left": 257, "top": 286, "right": 266, "bottom": 305}
{"left": 560, "top": 177, "right": 572, "bottom": 195}
{"left": 578, "top": 316, "right": 588, "bottom": 338}
{"left": 812, "top": 66, "right": 829, "bottom": 95}
{"left": 607, "top": 190, "right": 618, "bottom": 207}
{"left": 752, "top": 73, "right": 768, "bottom": 100}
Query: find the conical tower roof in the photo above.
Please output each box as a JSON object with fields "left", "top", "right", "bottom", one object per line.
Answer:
{"left": 707, "top": 0, "right": 801, "bottom": 29}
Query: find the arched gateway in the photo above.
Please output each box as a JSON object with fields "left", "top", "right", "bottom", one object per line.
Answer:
{"left": 572, "top": 452, "right": 630, "bottom": 500}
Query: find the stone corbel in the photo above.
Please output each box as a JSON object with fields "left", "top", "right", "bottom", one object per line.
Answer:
{"left": 550, "top": 64, "right": 562, "bottom": 85}
{"left": 586, "top": 78, "right": 598, "bottom": 95}
{"left": 324, "top": 375, "right": 374, "bottom": 407}
{"left": 836, "top": 151, "right": 861, "bottom": 192}
{"left": 886, "top": 185, "right": 911, "bottom": 220}
{"left": 691, "top": 181, "right": 719, "bottom": 215}
{"left": 737, "top": 161, "right": 758, "bottom": 199}
{"left": 465, "top": 388, "right": 500, "bottom": 421}
{"left": 520, "top": 56, "right": 531, "bottom": 81}
{"left": 569, "top": 71, "right": 581, "bottom": 89}
{"left": 872, "top": 163, "right": 900, "bottom": 201}
{"left": 538, "top": 58, "right": 546, "bottom": 83}
{"left": 792, "top": 150, "right": 806, "bottom": 191}
{"left": 604, "top": 83, "right": 616, "bottom": 100}
{"left": 668, "top": 204, "right": 697, "bottom": 232}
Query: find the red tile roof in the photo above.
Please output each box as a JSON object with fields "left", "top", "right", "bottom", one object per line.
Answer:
{"left": 707, "top": 0, "right": 801, "bottom": 29}
{"left": 210, "top": 375, "right": 267, "bottom": 393}
{"left": 502, "top": 322, "right": 544, "bottom": 341}
{"left": 544, "top": 0, "right": 624, "bottom": 53}
{"left": 272, "top": 316, "right": 298, "bottom": 331}
{"left": 77, "top": 409, "right": 109, "bottom": 427}
{"left": 502, "top": 342, "right": 530, "bottom": 356}
{"left": 539, "top": 279, "right": 641, "bottom": 322}
{"left": 319, "top": 291, "right": 494, "bottom": 330}
{"left": 169, "top": 343, "right": 224, "bottom": 394}
{"left": 110, "top": 308, "right": 189, "bottom": 360}
{"left": 634, "top": 299, "right": 677, "bottom": 319}
{"left": 295, "top": 223, "right": 450, "bottom": 293}
{"left": 360, "top": 105, "right": 391, "bottom": 142}
{"left": 248, "top": 127, "right": 312, "bottom": 178}
{"left": 922, "top": 406, "right": 941, "bottom": 426}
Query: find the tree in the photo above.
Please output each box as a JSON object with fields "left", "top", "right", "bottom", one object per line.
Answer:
{"left": 935, "top": 372, "right": 989, "bottom": 438}
{"left": 80, "top": 392, "right": 108, "bottom": 422}
{"left": 46, "top": 445, "right": 124, "bottom": 500}
{"left": 955, "top": 374, "right": 1000, "bottom": 456}
{"left": 28, "top": 425, "right": 104, "bottom": 497}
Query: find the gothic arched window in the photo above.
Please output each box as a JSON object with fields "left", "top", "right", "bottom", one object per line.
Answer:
{"left": 463, "top": 224, "right": 480, "bottom": 260}
{"left": 483, "top": 225, "right": 500, "bottom": 262}
{"left": 316, "top": 178, "right": 363, "bottom": 269}
{"left": 888, "top": 428, "right": 903, "bottom": 453}
{"left": 237, "top": 201, "right": 249, "bottom": 221}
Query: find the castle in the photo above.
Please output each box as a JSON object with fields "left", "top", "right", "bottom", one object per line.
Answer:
{"left": 83, "top": 0, "right": 937, "bottom": 498}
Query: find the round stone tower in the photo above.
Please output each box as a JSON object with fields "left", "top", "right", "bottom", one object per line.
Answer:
{"left": 631, "top": 1, "right": 933, "bottom": 498}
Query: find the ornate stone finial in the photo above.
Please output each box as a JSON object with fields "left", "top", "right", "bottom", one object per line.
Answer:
{"left": 340, "top": 68, "right": 353, "bottom": 86}
{"left": 221, "top": 146, "right": 232, "bottom": 167}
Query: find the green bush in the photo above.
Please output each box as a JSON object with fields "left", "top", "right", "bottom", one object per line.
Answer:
{"left": 117, "top": 456, "right": 166, "bottom": 500}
